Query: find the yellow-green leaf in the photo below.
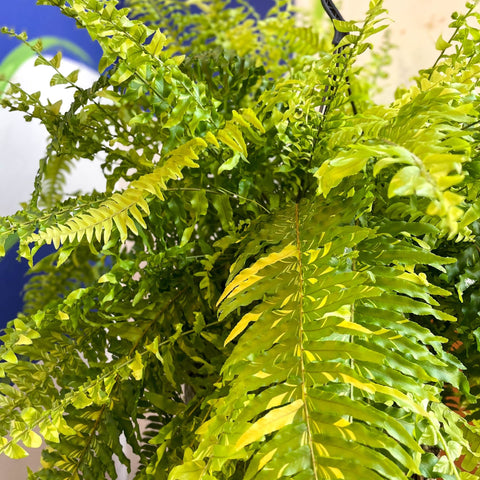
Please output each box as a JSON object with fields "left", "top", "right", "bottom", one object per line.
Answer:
{"left": 235, "top": 399, "right": 303, "bottom": 450}
{"left": 2, "top": 349, "right": 17, "bottom": 364}
{"left": 218, "top": 244, "right": 297, "bottom": 305}
{"left": 225, "top": 312, "right": 262, "bottom": 345}
{"left": 22, "top": 430, "right": 42, "bottom": 448}
{"left": 146, "top": 29, "right": 166, "bottom": 56}
{"left": 4, "top": 442, "right": 28, "bottom": 459}
{"left": 435, "top": 34, "right": 451, "bottom": 51}
{"left": 240, "top": 108, "right": 265, "bottom": 133}
{"left": 72, "top": 390, "right": 93, "bottom": 409}
{"left": 39, "top": 422, "right": 59, "bottom": 443}
{"left": 15, "top": 334, "right": 32, "bottom": 346}
{"left": 50, "top": 51, "right": 62, "bottom": 69}
{"left": 128, "top": 351, "right": 144, "bottom": 381}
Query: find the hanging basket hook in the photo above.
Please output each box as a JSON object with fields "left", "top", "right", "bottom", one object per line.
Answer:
{"left": 321, "top": 0, "right": 347, "bottom": 46}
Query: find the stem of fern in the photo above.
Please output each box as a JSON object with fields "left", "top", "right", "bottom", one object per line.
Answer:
{"left": 295, "top": 203, "right": 320, "bottom": 480}
{"left": 348, "top": 245, "right": 356, "bottom": 422}
{"left": 427, "top": 0, "right": 479, "bottom": 80}
{"left": 432, "top": 422, "right": 462, "bottom": 480}
{"left": 348, "top": 302, "right": 354, "bottom": 423}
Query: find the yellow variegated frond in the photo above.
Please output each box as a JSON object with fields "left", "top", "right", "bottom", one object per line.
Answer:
{"left": 1, "top": 1, "right": 480, "bottom": 479}
{"left": 175, "top": 196, "right": 469, "bottom": 479}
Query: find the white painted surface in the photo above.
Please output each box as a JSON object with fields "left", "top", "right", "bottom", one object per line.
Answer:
{"left": 344, "top": 0, "right": 468, "bottom": 100}
{"left": 0, "top": 57, "right": 105, "bottom": 216}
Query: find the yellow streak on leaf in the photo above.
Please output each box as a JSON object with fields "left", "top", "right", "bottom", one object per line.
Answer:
{"left": 307, "top": 249, "right": 320, "bottom": 264}
{"left": 333, "top": 418, "right": 350, "bottom": 428}
{"left": 258, "top": 448, "right": 277, "bottom": 471}
{"left": 280, "top": 293, "right": 294, "bottom": 308}
{"left": 321, "top": 242, "right": 332, "bottom": 258}
{"left": 218, "top": 244, "right": 297, "bottom": 305}
{"left": 336, "top": 320, "right": 372, "bottom": 334}
{"left": 266, "top": 393, "right": 289, "bottom": 410}
{"left": 341, "top": 374, "right": 428, "bottom": 415}
{"left": 235, "top": 400, "right": 303, "bottom": 450}
{"left": 272, "top": 317, "right": 283, "bottom": 328}
{"left": 340, "top": 374, "right": 375, "bottom": 394}
{"left": 314, "top": 442, "right": 329, "bottom": 457}
{"left": 318, "top": 296, "right": 328, "bottom": 309}
{"left": 304, "top": 351, "right": 316, "bottom": 362}
{"left": 328, "top": 466, "right": 345, "bottom": 479}
{"left": 319, "top": 266, "right": 335, "bottom": 276}
{"left": 224, "top": 311, "right": 262, "bottom": 345}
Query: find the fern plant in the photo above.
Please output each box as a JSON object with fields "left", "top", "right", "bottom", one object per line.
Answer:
{"left": 0, "top": 0, "right": 480, "bottom": 479}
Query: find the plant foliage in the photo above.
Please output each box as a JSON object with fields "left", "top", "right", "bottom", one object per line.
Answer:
{"left": 0, "top": 0, "right": 480, "bottom": 479}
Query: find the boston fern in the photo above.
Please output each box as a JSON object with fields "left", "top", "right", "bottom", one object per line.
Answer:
{"left": 1, "top": 0, "right": 480, "bottom": 479}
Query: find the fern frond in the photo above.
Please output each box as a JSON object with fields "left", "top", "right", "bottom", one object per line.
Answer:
{"left": 316, "top": 83, "right": 477, "bottom": 236}
{"left": 422, "top": 0, "right": 480, "bottom": 81}
{"left": 0, "top": 278, "right": 221, "bottom": 478}
{"left": 1, "top": 0, "right": 480, "bottom": 479}
{"left": 27, "top": 137, "right": 208, "bottom": 249}
{"left": 172, "top": 196, "right": 472, "bottom": 480}
{"left": 37, "top": 151, "right": 76, "bottom": 208}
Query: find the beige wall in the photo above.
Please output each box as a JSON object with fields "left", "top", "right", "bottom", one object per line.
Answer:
{"left": 344, "top": 0, "right": 467, "bottom": 100}
{"left": 298, "top": 0, "right": 469, "bottom": 101}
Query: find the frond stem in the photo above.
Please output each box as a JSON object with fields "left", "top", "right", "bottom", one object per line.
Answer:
{"left": 166, "top": 186, "right": 271, "bottom": 213}
{"left": 295, "top": 203, "right": 319, "bottom": 480}
{"left": 70, "top": 403, "right": 107, "bottom": 479}
{"left": 427, "top": 0, "right": 479, "bottom": 80}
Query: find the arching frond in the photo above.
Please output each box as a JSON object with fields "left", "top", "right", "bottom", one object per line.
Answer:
{"left": 316, "top": 84, "right": 477, "bottom": 236}
{"left": 172, "top": 196, "right": 474, "bottom": 479}
{"left": 1, "top": 1, "right": 480, "bottom": 479}
{"left": 27, "top": 137, "right": 208, "bottom": 249}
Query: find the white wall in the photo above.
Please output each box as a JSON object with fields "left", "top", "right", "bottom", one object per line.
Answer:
{"left": 0, "top": 57, "right": 105, "bottom": 216}
{"left": 344, "top": 0, "right": 467, "bottom": 101}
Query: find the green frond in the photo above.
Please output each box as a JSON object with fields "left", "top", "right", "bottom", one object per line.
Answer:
{"left": 27, "top": 137, "right": 208, "bottom": 249}
{"left": 0, "top": 277, "right": 221, "bottom": 477}
{"left": 173, "top": 196, "right": 472, "bottom": 479}
{"left": 316, "top": 83, "right": 477, "bottom": 236}
{"left": 36, "top": 151, "right": 76, "bottom": 208}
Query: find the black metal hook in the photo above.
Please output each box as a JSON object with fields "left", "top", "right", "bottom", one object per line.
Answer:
{"left": 321, "top": 0, "right": 346, "bottom": 46}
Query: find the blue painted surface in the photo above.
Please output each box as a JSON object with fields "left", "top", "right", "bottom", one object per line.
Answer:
{"left": 0, "top": 247, "right": 28, "bottom": 325}
{"left": 0, "top": 0, "right": 103, "bottom": 65}
{"left": 0, "top": 245, "right": 56, "bottom": 325}
{"left": 0, "top": 0, "right": 276, "bottom": 329}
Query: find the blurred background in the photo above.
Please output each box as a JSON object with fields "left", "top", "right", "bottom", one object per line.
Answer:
{"left": 0, "top": 0, "right": 470, "bottom": 478}
{"left": 298, "top": 0, "right": 468, "bottom": 102}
